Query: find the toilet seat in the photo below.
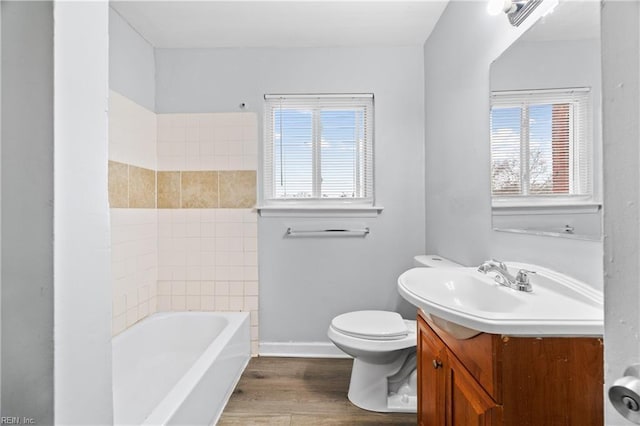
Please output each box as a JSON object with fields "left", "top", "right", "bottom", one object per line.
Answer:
{"left": 331, "top": 311, "right": 409, "bottom": 341}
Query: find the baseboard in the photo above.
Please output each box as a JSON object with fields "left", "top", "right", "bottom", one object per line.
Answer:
{"left": 259, "top": 341, "right": 351, "bottom": 358}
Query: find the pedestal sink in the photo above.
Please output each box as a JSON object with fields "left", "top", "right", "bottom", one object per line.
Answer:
{"left": 397, "top": 262, "right": 603, "bottom": 338}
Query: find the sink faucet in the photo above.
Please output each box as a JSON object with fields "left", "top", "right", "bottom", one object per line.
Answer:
{"left": 477, "top": 259, "right": 534, "bottom": 292}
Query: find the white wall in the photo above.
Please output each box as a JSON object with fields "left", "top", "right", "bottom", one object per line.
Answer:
{"left": 492, "top": 39, "right": 601, "bottom": 92}
{"left": 1, "top": 2, "right": 53, "bottom": 422}
{"left": 54, "top": 1, "right": 113, "bottom": 423}
{"left": 601, "top": 1, "right": 640, "bottom": 424}
{"left": 156, "top": 47, "right": 426, "bottom": 348}
{"left": 109, "top": 7, "right": 155, "bottom": 112}
{"left": 423, "top": 1, "right": 603, "bottom": 288}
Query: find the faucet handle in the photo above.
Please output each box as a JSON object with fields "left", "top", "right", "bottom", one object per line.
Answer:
{"left": 491, "top": 259, "right": 507, "bottom": 270}
{"left": 478, "top": 258, "right": 507, "bottom": 273}
{"left": 516, "top": 269, "right": 536, "bottom": 281}
{"left": 515, "top": 269, "right": 536, "bottom": 292}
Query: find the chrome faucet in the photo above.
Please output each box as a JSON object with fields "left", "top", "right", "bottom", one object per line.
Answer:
{"left": 477, "top": 259, "right": 535, "bottom": 292}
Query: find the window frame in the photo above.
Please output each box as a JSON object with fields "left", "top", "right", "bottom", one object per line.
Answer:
{"left": 260, "top": 94, "right": 376, "bottom": 213}
{"left": 489, "top": 87, "right": 594, "bottom": 208}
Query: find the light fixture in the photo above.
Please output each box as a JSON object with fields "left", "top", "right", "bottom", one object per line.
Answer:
{"left": 487, "top": 0, "right": 543, "bottom": 27}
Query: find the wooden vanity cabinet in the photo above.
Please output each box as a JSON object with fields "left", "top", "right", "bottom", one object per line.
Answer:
{"left": 418, "top": 314, "right": 447, "bottom": 425}
{"left": 417, "top": 310, "right": 603, "bottom": 426}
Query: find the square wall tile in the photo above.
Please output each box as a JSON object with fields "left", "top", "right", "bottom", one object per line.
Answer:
{"left": 129, "top": 165, "right": 156, "bottom": 208}
{"left": 172, "top": 295, "right": 186, "bottom": 311}
{"left": 181, "top": 171, "right": 219, "bottom": 208}
{"left": 126, "top": 307, "right": 139, "bottom": 327}
{"left": 109, "top": 91, "right": 158, "bottom": 170}
{"left": 218, "top": 171, "right": 256, "bottom": 208}
{"left": 172, "top": 281, "right": 186, "bottom": 295}
{"left": 186, "top": 281, "right": 201, "bottom": 295}
{"left": 229, "top": 296, "right": 244, "bottom": 311}
{"left": 158, "top": 171, "right": 181, "bottom": 208}
{"left": 108, "top": 161, "right": 129, "bottom": 208}
{"left": 157, "top": 295, "right": 171, "bottom": 311}
{"left": 186, "top": 295, "right": 200, "bottom": 311}
{"left": 113, "top": 315, "right": 126, "bottom": 336}
{"left": 201, "top": 296, "right": 215, "bottom": 311}
{"left": 157, "top": 281, "right": 172, "bottom": 295}
{"left": 201, "top": 281, "right": 215, "bottom": 295}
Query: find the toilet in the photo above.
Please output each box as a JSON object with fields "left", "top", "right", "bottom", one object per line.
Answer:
{"left": 327, "top": 255, "right": 461, "bottom": 413}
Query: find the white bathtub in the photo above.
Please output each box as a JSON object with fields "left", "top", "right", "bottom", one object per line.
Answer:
{"left": 113, "top": 312, "right": 250, "bottom": 425}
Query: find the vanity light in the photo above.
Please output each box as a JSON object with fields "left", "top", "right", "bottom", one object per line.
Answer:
{"left": 487, "top": 0, "right": 543, "bottom": 27}
{"left": 487, "top": 0, "right": 516, "bottom": 16}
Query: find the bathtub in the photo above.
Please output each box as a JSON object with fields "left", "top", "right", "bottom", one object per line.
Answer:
{"left": 113, "top": 312, "right": 250, "bottom": 425}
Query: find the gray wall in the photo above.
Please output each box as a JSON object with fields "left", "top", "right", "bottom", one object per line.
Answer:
{"left": 155, "top": 47, "right": 426, "bottom": 343}
{"left": 0, "top": 2, "right": 3, "bottom": 414}
{"left": 423, "top": 1, "right": 602, "bottom": 288}
{"left": 601, "top": 2, "right": 640, "bottom": 424}
{"left": 110, "top": 7, "right": 155, "bottom": 110}
{"left": 1, "top": 2, "right": 54, "bottom": 423}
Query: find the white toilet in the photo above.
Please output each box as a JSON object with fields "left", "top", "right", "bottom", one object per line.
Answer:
{"left": 327, "top": 255, "right": 461, "bottom": 413}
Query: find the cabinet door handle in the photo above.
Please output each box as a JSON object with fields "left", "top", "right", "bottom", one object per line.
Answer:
{"left": 432, "top": 359, "right": 443, "bottom": 369}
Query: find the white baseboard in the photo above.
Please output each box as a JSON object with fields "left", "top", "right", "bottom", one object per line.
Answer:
{"left": 259, "top": 341, "right": 351, "bottom": 358}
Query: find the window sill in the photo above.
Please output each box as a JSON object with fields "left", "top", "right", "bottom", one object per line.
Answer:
{"left": 257, "top": 205, "right": 384, "bottom": 218}
{"left": 492, "top": 202, "right": 601, "bottom": 216}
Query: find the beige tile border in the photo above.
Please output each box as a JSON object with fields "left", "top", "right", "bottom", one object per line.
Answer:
{"left": 108, "top": 161, "right": 129, "bottom": 208}
{"left": 108, "top": 161, "right": 256, "bottom": 209}
{"left": 219, "top": 171, "right": 257, "bottom": 208}
{"left": 181, "top": 171, "right": 219, "bottom": 208}
{"left": 129, "top": 165, "right": 156, "bottom": 208}
{"left": 157, "top": 171, "right": 181, "bottom": 208}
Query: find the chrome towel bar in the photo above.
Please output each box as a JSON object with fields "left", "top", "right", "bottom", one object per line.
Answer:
{"left": 285, "top": 227, "right": 370, "bottom": 237}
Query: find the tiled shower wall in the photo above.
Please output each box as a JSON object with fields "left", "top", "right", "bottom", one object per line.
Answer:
{"left": 156, "top": 112, "right": 259, "bottom": 353}
{"left": 109, "top": 91, "right": 259, "bottom": 353}
{"left": 111, "top": 208, "right": 158, "bottom": 334}
{"left": 109, "top": 91, "right": 159, "bottom": 335}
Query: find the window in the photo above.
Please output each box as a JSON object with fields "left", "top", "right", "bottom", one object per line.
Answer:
{"left": 490, "top": 88, "right": 592, "bottom": 204}
{"left": 263, "top": 94, "right": 374, "bottom": 206}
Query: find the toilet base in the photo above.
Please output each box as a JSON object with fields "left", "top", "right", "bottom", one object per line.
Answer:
{"left": 346, "top": 349, "right": 417, "bottom": 413}
{"left": 387, "top": 394, "right": 417, "bottom": 413}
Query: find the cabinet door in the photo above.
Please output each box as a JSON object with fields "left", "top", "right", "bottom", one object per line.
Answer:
{"left": 418, "top": 316, "right": 446, "bottom": 426}
{"left": 447, "top": 354, "right": 502, "bottom": 426}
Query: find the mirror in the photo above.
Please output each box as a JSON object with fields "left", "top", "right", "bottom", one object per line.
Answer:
{"left": 490, "top": 2, "right": 602, "bottom": 241}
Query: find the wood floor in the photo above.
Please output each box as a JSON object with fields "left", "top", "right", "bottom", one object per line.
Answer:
{"left": 218, "top": 357, "right": 417, "bottom": 425}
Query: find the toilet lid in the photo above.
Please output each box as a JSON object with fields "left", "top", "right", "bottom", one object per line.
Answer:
{"left": 331, "top": 310, "right": 408, "bottom": 340}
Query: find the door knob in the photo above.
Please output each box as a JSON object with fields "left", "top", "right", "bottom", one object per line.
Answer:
{"left": 432, "top": 359, "right": 442, "bottom": 369}
{"left": 609, "top": 364, "right": 640, "bottom": 424}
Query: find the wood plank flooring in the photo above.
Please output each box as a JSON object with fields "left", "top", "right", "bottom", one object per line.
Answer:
{"left": 218, "top": 357, "right": 417, "bottom": 425}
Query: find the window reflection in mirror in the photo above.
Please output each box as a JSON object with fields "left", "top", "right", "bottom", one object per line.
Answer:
{"left": 489, "top": 1, "right": 602, "bottom": 241}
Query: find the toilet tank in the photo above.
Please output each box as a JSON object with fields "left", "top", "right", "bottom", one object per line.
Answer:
{"left": 413, "top": 255, "right": 462, "bottom": 268}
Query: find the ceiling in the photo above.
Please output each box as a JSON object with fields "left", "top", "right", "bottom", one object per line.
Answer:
{"left": 110, "top": 1, "right": 449, "bottom": 49}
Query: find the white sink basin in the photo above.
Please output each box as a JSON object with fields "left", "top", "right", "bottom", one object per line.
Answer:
{"left": 397, "top": 262, "right": 603, "bottom": 338}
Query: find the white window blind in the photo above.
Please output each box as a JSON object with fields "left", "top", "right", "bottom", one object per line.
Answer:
{"left": 490, "top": 88, "right": 592, "bottom": 202}
{"left": 263, "top": 94, "right": 374, "bottom": 204}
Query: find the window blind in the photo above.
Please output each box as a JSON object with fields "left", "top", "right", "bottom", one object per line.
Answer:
{"left": 490, "top": 88, "right": 591, "bottom": 200}
{"left": 263, "top": 94, "right": 374, "bottom": 203}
